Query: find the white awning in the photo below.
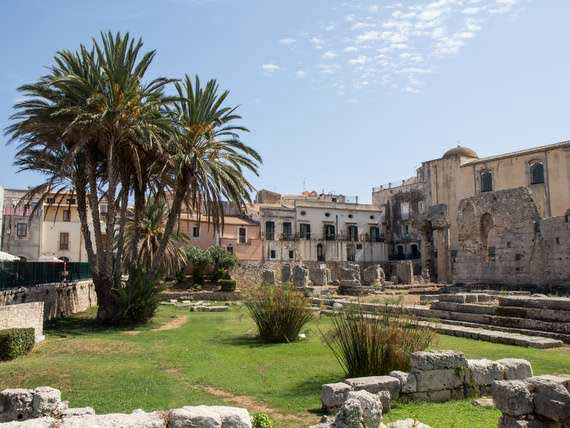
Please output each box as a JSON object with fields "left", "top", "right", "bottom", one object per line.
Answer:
{"left": 0, "top": 251, "right": 20, "bottom": 261}
{"left": 38, "top": 255, "right": 65, "bottom": 263}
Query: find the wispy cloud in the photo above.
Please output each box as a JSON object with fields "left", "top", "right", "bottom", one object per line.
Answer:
{"left": 266, "top": 0, "right": 532, "bottom": 97}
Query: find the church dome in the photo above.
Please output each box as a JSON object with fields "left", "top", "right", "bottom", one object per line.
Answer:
{"left": 442, "top": 146, "right": 479, "bottom": 160}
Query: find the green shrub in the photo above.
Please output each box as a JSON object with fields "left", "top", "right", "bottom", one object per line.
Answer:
{"left": 0, "top": 328, "right": 35, "bottom": 361}
{"left": 219, "top": 279, "right": 237, "bottom": 292}
{"left": 322, "top": 304, "right": 436, "bottom": 377}
{"left": 245, "top": 286, "right": 313, "bottom": 343}
{"left": 252, "top": 413, "right": 273, "bottom": 428}
{"left": 112, "top": 267, "right": 159, "bottom": 326}
{"left": 208, "top": 245, "right": 237, "bottom": 272}
{"left": 185, "top": 246, "right": 212, "bottom": 285}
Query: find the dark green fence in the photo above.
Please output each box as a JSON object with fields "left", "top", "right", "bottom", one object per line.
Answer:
{"left": 0, "top": 261, "right": 91, "bottom": 290}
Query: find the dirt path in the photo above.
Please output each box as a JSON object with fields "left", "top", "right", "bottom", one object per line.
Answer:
{"left": 203, "top": 386, "right": 321, "bottom": 428}
{"left": 123, "top": 315, "right": 189, "bottom": 336}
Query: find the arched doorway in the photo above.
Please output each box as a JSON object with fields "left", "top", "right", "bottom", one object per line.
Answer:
{"left": 317, "top": 243, "right": 325, "bottom": 262}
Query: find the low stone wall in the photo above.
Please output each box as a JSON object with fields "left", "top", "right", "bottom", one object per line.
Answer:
{"left": 493, "top": 374, "right": 570, "bottom": 427}
{"left": 0, "top": 386, "right": 252, "bottom": 427}
{"left": 159, "top": 290, "right": 241, "bottom": 302}
{"left": 0, "top": 280, "right": 97, "bottom": 320}
{"left": 321, "top": 350, "right": 533, "bottom": 411}
{"left": 0, "top": 302, "right": 45, "bottom": 343}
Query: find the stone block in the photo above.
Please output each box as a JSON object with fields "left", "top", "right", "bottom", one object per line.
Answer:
{"left": 321, "top": 383, "right": 352, "bottom": 411}
{"left": 261, "top": 269, "right": 275, "bottom": 285}
{"left": 334, "top": 390, "right": 382, "bottom": 428}
{"left": 411, "top": 350, "right": 468, "bottom": 371}
{"left": 525, "top": 378, "right": 570, "bottom": 421}
{"left": 377, "top": 390, "right": 391, "bottom": 414}
{"left": 385, "top": 419, "right": 432, "bottom": 428}
{"left": 0, "top": 417, "right": 55, "bottom": 427}
{"left": 413, "top": 369, "right": 465, "bottom": 392}
{"left": 498, "top": 415, "right": 540, "bottom": 428}
{"left": 169, "top": 406, "right": 222, "bottom": 428}
{"left": 292, "top": 265, "right": 311, "bottom": 288}
{"left": 281, "top": 264, "right": 291, "bottom": 283}
{"left": 345, "top": 376, "right": 401, "bottom": 399}
{"left": 492, "top": 380, "right": 534, "bottom": 417}
{"left": 531, "top": 374, "right": 570, "bottom": 390}
{"left": 396, "top": 261, "right": 414, "bottom": 285}
{"left": 339, "top": 264, "right": 360, "bottom": 282}
{"left": 208, "top": 406, "right": 252, "bottom": 428}
{"left": 32, "top": 387, "right": 65, "bottom": 418}
{"left": 497, "top": 359, "right": 533, "bottom": 381}
{"left": 62, "top": 407, "right": 96, "bottom": 417}
{"left": 467, "top": 359, "right": 505, "bottom": 386}
{"left": 310, "top": 265, "right": 331, "bottom": 286}
{"left": 362, "top": 265, "right": 385, "bottom": 286}
{"left": 389, "top": 371, "right": 417, "bottom": 393}
{"left": 61, "top": 412, "right": 165, "bottom": 428}
{"left": 0, "top": 388, "right": 35, "bottom": 422}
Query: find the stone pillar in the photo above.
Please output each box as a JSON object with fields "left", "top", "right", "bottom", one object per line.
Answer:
{"left": 281, "top": 264, "right": 291, "bottom": 283}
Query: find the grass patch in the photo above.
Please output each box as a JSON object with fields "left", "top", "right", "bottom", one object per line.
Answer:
{"left": 0, "top": 306, "right": 568, "bottom": 428}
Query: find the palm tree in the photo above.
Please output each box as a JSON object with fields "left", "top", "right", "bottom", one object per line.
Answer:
{"left": 151, "top": 75, "right": 262, "bottom": 275}
{"left": 123, "top": 197, "right": 189, "bottom": 278}
{"left": 6, "top": 32, "right": 173, "bottom": 321}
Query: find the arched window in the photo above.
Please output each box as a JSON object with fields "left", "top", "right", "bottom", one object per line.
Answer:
{"left": 529, "top": 162, "right": 545, "bottom": 185}
{"left": 481, "top": 171, "right": 493, "bottom": 193}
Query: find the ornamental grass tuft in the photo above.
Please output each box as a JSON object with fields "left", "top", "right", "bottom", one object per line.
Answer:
{"left": 322, "top": 304, "right": 436, "bottom": 377}
{"left": 245, "top": 285, "right": 313, "bottom": 343}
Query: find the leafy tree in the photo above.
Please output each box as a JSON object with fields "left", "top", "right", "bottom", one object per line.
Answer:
{"left": 185, "top": 246, "right": 212, "bottom": 285}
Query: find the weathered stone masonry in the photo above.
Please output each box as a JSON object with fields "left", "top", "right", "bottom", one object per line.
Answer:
{"left": 0, "top": 302, "right": 44, "bottom": 343}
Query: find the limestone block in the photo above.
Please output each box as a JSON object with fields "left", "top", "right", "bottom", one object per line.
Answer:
{"left": 0, "top": 417, "right": 55, "bottom": 427}
{"left": 385, "top": 418, "right": 432, "bottom": 428}
{"left": 321, "top": 383, "right": 352, "bottom": 411}
{"left": 413, "top": 369, "right": 465, "bottom": 392}
{"left": 281, "top": 265, "right": 291, "bottom": 283}
{"left": 498, "top": 415, "right": 541, "bottom": 428}
{"left": 529, "top": 374, "right": 570, "bottom": 390}
{"left": 410, "top": 350, "right": 468, "bottom": 371}
{"left": 396, "top": 261, "right": 414, "bottom": 285}
{"left": 345, "top": 376, "right": 401, "bottom": 399}
{"left": 0, "top": 388, "right": 35, "bottom": 422}
{"left": 62, "top": 407, "right": 96, "bottom": 417}
{"left": 208, "top": 406, "right": 252, "bottom": 428}
{"left": 261, "top": 269, "right": 275, "bottom": 286}
{"left": 362, "top": 265, "right": 385, "bottom": 286}
{"left": 292, "top": 265, "right": 311, "bottom": 288}
{"left": 492, "top": 380, "right": 534, "bottom": 417}
{"left": 61, "top": 412, "right": 165, "bottom": 428}
{"left": 310, "top": 266, "right": 331, "bottom": 286}
{"left": 525, "top": 378, "right": 570, "bottom": 421}
{"left": 467, "top": 359, "right": 505, "bottom": 386}
{"left": 377, "top": 390, "right": 391, "bottom": 413}
{"left": 339, "top": 264, "right": 360, "bottom": 282}
{"left": 32, "top": 387, "right": 65, "bottom": 418}
{"left": 389, "top": 371, "right": 417, "bottom": 393}
{"left": 169, "top": 406, "right": 222, "bottom": 428}
{"left": 334, "top": 390, "right": 382, "bottom": 428}
{"left": 497, "top": 359, "right": 533, "bottom": 380}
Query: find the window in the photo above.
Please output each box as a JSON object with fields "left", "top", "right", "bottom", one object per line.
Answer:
{"left": 63, "top": 209, "right": 71, "bottom": 222}
{"left": 300, "top": 210, "right": 306, "bottom": 216}
{"left": 16, "top": 223, "right": 27, "bottom": 238}
{"left": 324, "top": 224, "right": 336, "bottom": 240}
{"left": 530, "top": 162, "right": 545, "bottom": 185}
{"left": 347, "top": 225, "right": 358, "bottom": 242}
{"left": 227, "top": 246, "right": 234, "bottom": 254}
{"left": 481, "top": 171, "right": 493, "bottom": 193}
{"left": 488, "top": 246, "right": 496, "bottom": 260}
{"left": 66, "top": 198, "right": 76, "bottom": 205}
{"left": 192, "top": 225, "right": 200, "bottom": 238}
{"left": 411, "top": 244, "right": 420, "bottom": 258}
{"left": 282, "top": 222, "right": 292, "bottom": 240}
{"left": 46, "top": 197, "right": 55, "bottom": 204}
{"left": 288, "top": 250, "right": 294, "bottom": 259}
{"left": 325, "top": 212, "right": 330, "bottom": 217}
{"left": 348, "top": 214, "right": 354, "bottom": 219}
{"left": 400, "top": 202, "right": 410, "bottom": 220}
{"left": 369, "top": 226, "right": 380, "bottom": 242}
{"left": 238, "top": 227, "right": 247, "bottom": 244}
{"left": 397, "top": 245, "right": 404, "bottom": 257}
{"left": 59, "top": 232, "right": 69, "bottom": 250}
{"left": 265, "top": 221, "right": 275, "bottom": 241}
{"left": 99, "top": 205, "right": 108, "bottom": 215}
{"left": 419, "top": 201, "right": 425, "bottom": 214}
{"left": 270, "top": 250, "right": 276, "bottom": 259}
{"left": 300, "top": 223, "right": 311, "bottom": 240}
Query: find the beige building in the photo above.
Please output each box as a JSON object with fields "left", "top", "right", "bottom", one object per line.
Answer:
{"left": 252, "top": 191, "right": 388, "bottom": 263}
{"left": 373, "top": 141, "right": 570, "bottom": 287}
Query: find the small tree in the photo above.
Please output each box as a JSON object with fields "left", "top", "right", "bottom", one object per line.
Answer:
{"left": 207, "top": 245, "right": 237, "bottom": 280}
{"left": 185, "top": 247, "right": 212, "bottom": 286}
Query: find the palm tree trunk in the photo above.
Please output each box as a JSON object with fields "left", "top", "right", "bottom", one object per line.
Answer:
{"left": 129, "top": 178, "right": 146, "bottom": 269}
{"left": 150, "top": 172, "right": 190, "bottom": 277}
{"left": 104, "top": 143, "right": 118, "bottom": 285}
{"left": 74, "top": 163, "right": 97, "bottom": 273}
{"left": 113, "top": 175, "right": 130, "bottom": 286}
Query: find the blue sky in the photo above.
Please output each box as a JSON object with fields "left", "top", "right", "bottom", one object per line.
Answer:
{"left": 1, "top": 0, "right": 569, "bottom": 203}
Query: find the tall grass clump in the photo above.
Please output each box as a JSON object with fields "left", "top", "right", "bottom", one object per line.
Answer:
{"left": 245, "top": 286, "right": 313, "bottom": 343}
{"left": 323, "top": 304, "right": 436, "bottom": 377}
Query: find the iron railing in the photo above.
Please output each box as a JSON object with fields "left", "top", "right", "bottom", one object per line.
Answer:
{"left": 0, "top": 261, "right": 91, "bottom": 290}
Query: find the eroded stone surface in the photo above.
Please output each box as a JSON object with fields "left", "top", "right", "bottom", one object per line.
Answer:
{"left": 492, "top": 380, "right": 534, "bottom": 417}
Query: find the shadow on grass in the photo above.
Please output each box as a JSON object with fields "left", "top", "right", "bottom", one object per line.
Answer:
{"left": 218, "top": 334, "right": 281, "bottom": 348}
{"left": 45, "top": 309, "right": 144, "bottom": 338}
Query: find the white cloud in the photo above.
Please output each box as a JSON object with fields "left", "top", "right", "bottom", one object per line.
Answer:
{"left": 261, "top": 63, "right": 280, "bottom": 74}
{"left": 279, "top": 37, "right": 296, "bottom": 46}
{"left": 272, "top": 0, "right": 532, "bottom": 95}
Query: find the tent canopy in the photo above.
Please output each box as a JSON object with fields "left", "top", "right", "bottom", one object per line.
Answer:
{"left": 0, "top": 251, "right": 21, "bottom": 262}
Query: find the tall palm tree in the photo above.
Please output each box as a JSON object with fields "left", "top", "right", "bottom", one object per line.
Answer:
{"left": 123, "top": 197, "right": 189, "bottom": 278}
{"left": 6, "top": 32, "right": 173, "bottom": 321}
{"left": 151, "top": 75, "right": 262, "bottom": 275}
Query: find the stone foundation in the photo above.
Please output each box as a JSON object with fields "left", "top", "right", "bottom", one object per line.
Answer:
{"left": 321, "top": 350, "right": 533, "bottom": 412}
{"left": 0, "top": 302, "right": 45, "bottom": 343}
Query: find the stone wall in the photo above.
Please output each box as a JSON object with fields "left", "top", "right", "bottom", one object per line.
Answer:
{"left": 493, "top": 374, "right": 570, "bottom": 427}
{"left": 321, "top": 350, "right": 533, "bottom": 412}
{"left": 0, "top": 280, "right": 97, "bottom": 320}
{"left": 0, "top": 302, "right": 44, "bottom": 343}
{"left": 454, "top": 188, "right": 570, "bottom": 291}
{"left": 0, "top": 386, "right": 252, "bottom": 427}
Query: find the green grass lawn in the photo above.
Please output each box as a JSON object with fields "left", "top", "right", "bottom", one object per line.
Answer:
{"left": 0, "top": 305, "right": 568, "bottom": 428}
